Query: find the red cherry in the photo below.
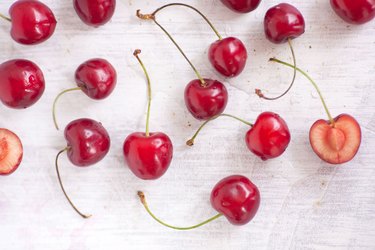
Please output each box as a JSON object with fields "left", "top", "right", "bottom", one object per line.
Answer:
{"left": 208, "top": 37, "right": 248, "bottom": 78}
{"left": 330, "top": 0, "right": 375, "bottom": 24}
{"left": 310, "top": 114, "right": 361, "bottom": 164}
{"left": 220, "top": 0, "right": 261, "bottom": 13}
{"left": 6, "top": 0, "right": 57, "bottom": 45}
{"left": 0, "top": 59, "right": 45, "bottom": 109}
{"left": 74, "top": 0, "right": 116, "bottom": 27}
{"left": 184, "top": 79, "right": 228, "bottom": 120}
{"left": 246, "top": 112, "right": 291, "bottom": 160}
{"left": 0, "top": 128, "right": 23, "bottom": 176}
{"left": 264, "top": 3, "right": 305, "bottom": 44}
{"left": 211, "top": 175, "right": 260, "bottom": 225}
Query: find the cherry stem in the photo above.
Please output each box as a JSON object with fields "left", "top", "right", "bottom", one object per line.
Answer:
{"left": 270, "top": 58, "right": 335, "bottom": 125}
{"left": 0, "top": 13, "right": 11, "bottom": 22}
{"left": 256, "top": 38, "right": 297, "bottom": 100}
{"left": 138, "top": 191, "right": 222, "bottom": 230}
{"left": 52, "top": 87, "right": 82, "bottom": 130}
{"left": 136, "top": 10, "right": 206, "bottom": 87}
{"left": 187, "top": 114, "right": 254, "bottom": 146}
{"left": 133, "top": 49, "right": 152, "bottom": 137}
{"left": 55, "top": 148, "right": 92, "bottom": 219}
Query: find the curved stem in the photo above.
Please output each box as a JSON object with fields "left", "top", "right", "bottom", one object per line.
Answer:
{"left": 187, "top": 114, "right": 253, "bottom": 146}
{"left": 133, "top": 49, "right": 152, "bottom": 137}
{"left": 0, "top": 13, "right": 11, "bottom": 22}
{"left": 52, "top": 87, "right": 81, "bottom": 130}
{"left": 270, "top": 58, "right": 335, "bottom": 125}
{"left": 55, "top": 148, "right": 92, "bottom": 219}
{"left": 138, "top": 191, "right": 222, "bottom": 230}
{"left": 256, "top": 39, "right": 297, "bottom": 100}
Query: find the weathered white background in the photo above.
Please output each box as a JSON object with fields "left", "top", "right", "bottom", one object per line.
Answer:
{"left": 0, "top": 0, "right": 374, "bottom": 249}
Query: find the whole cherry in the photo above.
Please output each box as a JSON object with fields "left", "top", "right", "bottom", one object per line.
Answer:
{"left": 52, "top": 58, "right": 117, "bottom": 130}
{"left": 220, "top": 0, "right": 261, "bottom": 13}
{"left": 55, "top": 118, "right": 111, "bottom": 218}
{"left": 0, "top": 0, "right": 56, "bottom": 45}
{"left": 330, "top": 0, "right": 375, "bottom": 24}
{"left": 123, "top": 50, "right": 173, "bottom": 180}
{"left": 0, "top": 128, "right": 23, "bottom": 176}
{"left": 0, "top": 59, "right": 45, "bottom": 109}
{"left": 74, "top": 0, "right": 116, "bottom": 27}
{"left": 138, "top": 175, "right": 260, "bottom": 229}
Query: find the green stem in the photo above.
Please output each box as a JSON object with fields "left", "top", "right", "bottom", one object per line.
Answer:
{"left": 0, "top": 13, "right": 11, "bottom": 22}
{"left": 138, "top": 191, "right": 222, "bottom": 230}
{"left": 270, "top": 58, "right": 335, "bottom": 125}
{"left": 134, "top": 50, "right": 152, "bottom": 137}
{"left": 187, "top": 114, "right": 254, "bottom": 146}
{"left": 52, "top": 87, "right": 81, "bottom": 130}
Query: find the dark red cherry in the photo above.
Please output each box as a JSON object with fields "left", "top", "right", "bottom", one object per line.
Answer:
{"left": 75, "top": 58, "right": 117, "bottom": 100}
{"left": 208, "top": 37, "right": 248, "bottom": 78}
{"left": 211, "top": 175, "right": 260, "bottom": 225}
{"left": 74, "top": 0, "right": 116, "bottom": 27}
{"left": 246, "top": 112, "right": 291, "bottom": 160}
{"left": 184, "top": 79, "right": 228, "bottom": 120}
{"left": 264, "top": 3, "right": 305, "bottom": 44}
{"left": 220, "top": 0, "right": 261, "bottom": 13}
{"left": 0, "top": 59, "right": 45, "bottom": 109}
{"left": 7, "top": 0, "right": 56, "bottom": 45}
{"left": 123, "top": 132, "right": 173, "bottom": 180}
{"left": 330, "top": 0, "right": 375, "bottom": 24}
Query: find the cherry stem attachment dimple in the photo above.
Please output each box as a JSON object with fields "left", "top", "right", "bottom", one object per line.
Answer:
{"left": 270, "top": 58, "right": 335, "bottom": 125}
{"left": 138, "top": 191, "right": 222, "bottom": 230}
{"left": 133, "top": 49, "right": 152, "bottom": 137}
{"left": 256, "top": 38, "right": 297, "bottom": 100}
{"left": 0, "top": 13, "right": 11, "bottom": 22}
{"left": 55, "top": 148, "right": 92, "bottom": 219}
{"left": 187, "top": 114, "right": 254, "bottom": 146}
{"left": 52, "top": 87, "right": 82, "bottom": 130}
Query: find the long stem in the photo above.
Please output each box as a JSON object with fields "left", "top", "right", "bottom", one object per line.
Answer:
{"left": 55, "top": 148, "right": 92, "bottom": 219}
{"left": 52, "top": 87, "right": 81, "bottom": 130}
{"left": 136, "top": 10, "right": 206, "bottom": 86}
{"left": 0, "top": 13, "right": 11, "bottom": 22}
{"left": 270, "top": 58, "right": 335, "bottom": 125}
{"left": 255, "top": 38, "right": 297, "bottom": 100}
{"left": 138, "top": 191, "right": 222, "bottom": 230}
{"left": 133, "top": 50, "right": 152, "bottom": 137}
{"left": 187, "top": 114, "right": 253, "bottom": 146}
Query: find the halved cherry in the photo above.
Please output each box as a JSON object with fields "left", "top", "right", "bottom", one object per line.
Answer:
{"left": 0, "top": 128, "right": 23, "bottom": 176}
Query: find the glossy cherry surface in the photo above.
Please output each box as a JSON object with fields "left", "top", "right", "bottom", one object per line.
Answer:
{"left": 75, "top": 58, "right": 117, "bottom": 100}
{"left": 8, "top": 0, "right": 56, "bottom": 45}
{"left": 0, "top": 59, "right": 45, "bottom": 109}
{"left": 74, "top": 0, "right": 116, "bottom": 27}
{"left": 220, "top": 0, "right": 261, "bottom": 13}
{"left": 185, "top": 79, "right": 228, "bottom": 120}
{"left": 211, "top": 175, "right": 260, "bottom": 225}
{"left": 208, "top": 37, "right": 248, "bottom": 77}
{"left": 64, "top": 118, "right": 110, "bottom": 167}
{"left": 246, "top": 112, "right": 291, "bottom": 160}
{"left": 123, "top": 132, "right": 173, "bottom": 180}
{"left": 264, "top": 3, "right": 305, "bottom": 44}
{"left": 330, "top": 0, "right": 375, "bottom": 24}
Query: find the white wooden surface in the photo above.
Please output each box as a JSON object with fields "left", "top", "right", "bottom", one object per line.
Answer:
{"left": 1, "top": 0, "right": 374, "bottom": 249}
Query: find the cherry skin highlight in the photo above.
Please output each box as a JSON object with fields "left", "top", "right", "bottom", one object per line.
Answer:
{"left": 220, "top": 0, "right": 261, "bottom": 13}
{"left": 246, "top": 112, "right": 291, "bottom": 160}
{"left": 0, "top": 59, "right": 45, "bottom": 109}
{"left": 330, "top": 0, "right": 375, "bottom": 24}
{"left": 0, "top": 128, "right": 23, "bottom": 176}
{"left": 74, "top": 0, "right": 116, "bottom": 27}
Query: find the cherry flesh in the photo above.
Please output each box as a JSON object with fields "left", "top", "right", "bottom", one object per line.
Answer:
{"left": 264, "top": 3, "right": 305, "bottom": 44}
{"left": 220, "top": 0, "right": 261, "bottom": 13}
{"left": 74, "top": 0, "right": 116, "bottom": 27}
{"left": 330, "top": 0, "right": 375, "bottom": 24}
{"left": 184, "top": 79, "right": 228, "bottom": 120}
{"left": 0, "top": 128, "right": 23, "bottom": 176}
{"left": 6, "top": 0, "right": 57, "bottom": 45}
{"left": 0, "top": 59, "right": 45, "bottom": 109}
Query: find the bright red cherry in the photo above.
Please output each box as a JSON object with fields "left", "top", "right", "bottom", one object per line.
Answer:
{"left": 0, "top": 128, "right": 23, "bottom": 176}
{"left": 74, "top": 0, "right": 116, "bottom": 27}
{"left": 220, "top": 0, "right": 261, "bottom": 13}
{"left": 185, "top": 79, "right": 228, "bottom": 120}
{"left": 208, "top": 37, "right": 248, "bottom": 77}
{"left": 0, "top": 59, "right": 45, "bottom": 109}
{"left": 330, "top": 0, "right": 375, "bottom": 24}
{"left": 264, "top": 3, "right": 305, "bottom": 44}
